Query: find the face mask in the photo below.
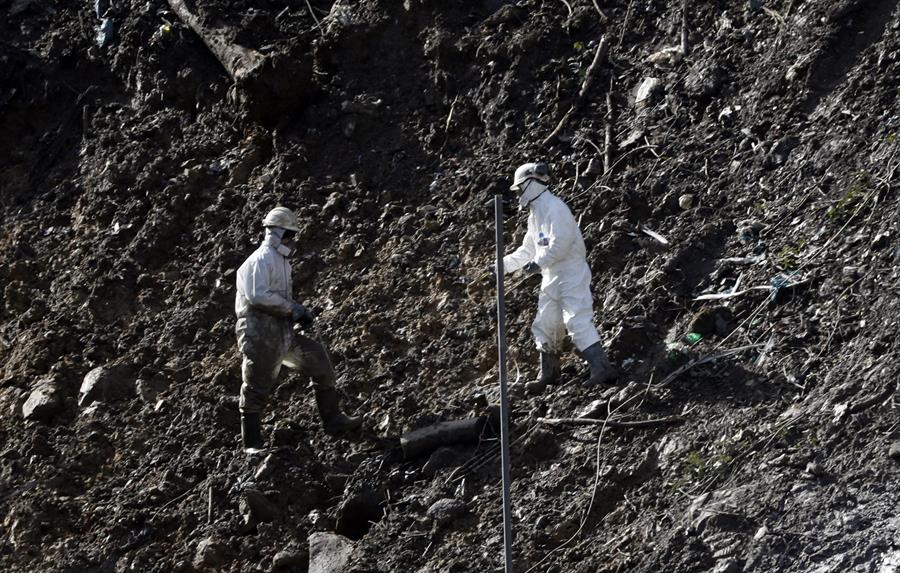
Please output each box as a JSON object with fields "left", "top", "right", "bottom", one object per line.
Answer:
{"left": 518, "top": 180, "right": 546, "bottom": 210}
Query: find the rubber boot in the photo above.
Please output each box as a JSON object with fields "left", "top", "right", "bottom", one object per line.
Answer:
{"left": 241, "top": 413, "right": 264, "bottom": 453}
{"left": 525, "top": 352, "right": 560, "bottom": 395}
{"left": 314, "top": 387, "right": 363, "bottom": 435}
{"left": 582, "top": 342, "right": 617, "bottom": 387}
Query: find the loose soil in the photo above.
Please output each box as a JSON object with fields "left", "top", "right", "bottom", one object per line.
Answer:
{"left": 1, "top": 1, "right": 899, "bottom": 572}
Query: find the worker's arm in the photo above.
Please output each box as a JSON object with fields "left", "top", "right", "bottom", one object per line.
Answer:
{"left": 533, "top": 208, "right": 577, "bottom": 269}
{"left": 243, "top": 259, "right": 294, "bottom": 317}
{"left": 502, "top": 217, "right": 537, "bottom": 274}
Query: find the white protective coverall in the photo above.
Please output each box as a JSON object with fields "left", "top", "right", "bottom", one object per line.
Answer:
{"left": 503, "top": 186, "right": 602, "bottom": 354}
{"left": 235, "top": 228, "right": 332, "bottom": 414}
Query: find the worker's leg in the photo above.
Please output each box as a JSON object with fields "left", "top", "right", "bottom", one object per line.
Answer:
{"left": 560, "top": 266, "right": 614, "bottom": 386}
{"left": 283, "top": 333, "right": 362, "bottom": 434}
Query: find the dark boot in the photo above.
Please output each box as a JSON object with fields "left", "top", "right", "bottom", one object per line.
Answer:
{"left": 241, "top": 412, "right": 264, "bottom": 453}
{"left": 525, "top": 352, "right": 560, "bottom": 395}
{"left": 314, "top": 387, "right": 363, "bottom": 435}
{"left": 582, "top": 342, "right": 617, "bottom": 387}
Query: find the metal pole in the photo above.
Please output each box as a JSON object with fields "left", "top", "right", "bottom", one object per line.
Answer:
{"left": 494, "top": 194, "right": 514, "bottom": 573}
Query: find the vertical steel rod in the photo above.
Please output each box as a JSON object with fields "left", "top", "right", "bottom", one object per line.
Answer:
{"left": 494, "top": 194, "right": 514, "bottom": 573}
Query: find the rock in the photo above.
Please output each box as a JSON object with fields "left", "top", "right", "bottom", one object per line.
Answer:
{"left": 22, "top": 381, "right": 63, "bottom": 423}
{"left": 308, "top": 532, "right": 354, "bottom": 573}
{"left": 273, "top": 547, "right": 307, "bottom": 569}
{"left": 635, "top": 77, "right": 662, "bottom": 106}
{"left": 193, "top": 537, "right": 226, "bottom": 568}
{"left": 678, "top": 194, "right": 695, "bottom": 209}
{"left": 805, "top": 461, "right": 823, "bottom": 477}
{"left": 240, "top": 489, "right": 278, "bottom": 525}
{"left": 79, "top": 366, "right": 135, "bottom": 407}
{"left": 713, "top": 559, "right": 740, "bottom": 573}
{"left": 426, "top": 498, "right": 467, "bottom": 527}
{"left": 764, "top": 136, "right": 800, "bottom": 169}
{"left": 687, "top": 487, "right": 752, "bottom": 534}
{"left": 646, "top": 46, "right": 684, "bottom": 68}
{"left": 684, "top": 60, "right": 723, "bottom": 99}
{"left": 134, "top": 376, "right": 169, "bottom": 403}
{"left": 889, "top": 442, "right": 900, "bottom": 460}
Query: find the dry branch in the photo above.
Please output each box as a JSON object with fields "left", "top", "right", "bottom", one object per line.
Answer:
{"left": 538, "top": 416, "right": 685, "bottom": 429}
{"left": 603, "top": 86, "right": 614, "bottom": 173}
{"left": 543, "top": 36, "right": 609, "bottom": 146}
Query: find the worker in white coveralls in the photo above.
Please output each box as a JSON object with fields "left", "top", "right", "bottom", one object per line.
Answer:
{"left": 236, "top": 207, "right": 361, "bottom": 453}
{"left": 499, "top": 162, "right": 616, "bottom": 395}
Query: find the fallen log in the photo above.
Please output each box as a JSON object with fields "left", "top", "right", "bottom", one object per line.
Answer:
{"left": 401, "top": 408, "right": 501, "bottom": 459}
{"left": 401, "top": 418, "right": 486, "bottom": 459}
{"left": 167, "top": 0, "right": 311, "bottom": 122}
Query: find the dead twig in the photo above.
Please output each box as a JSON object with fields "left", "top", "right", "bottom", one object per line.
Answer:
{"left": 305, "top": 0, "right": 324, "bottom": 35}
{"left": 604, "top": 81, "right": 614, "bottom": 173}
{"left": 538, "top": 415, "right": 685, "bottom": 428}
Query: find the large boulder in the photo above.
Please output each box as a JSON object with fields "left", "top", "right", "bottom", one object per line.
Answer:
{"left": 22, "top": 381, "right": 63, "bottom": 423}
{"left": 79, "top": 366, "right": 135, "bottom": 407}
{"left": 308, "top": 533, "right": 354, "bottom": 573}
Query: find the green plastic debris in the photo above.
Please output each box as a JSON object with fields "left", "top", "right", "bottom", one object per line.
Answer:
{"left": 685, "top": 332, "right": 703, "bottom": 345}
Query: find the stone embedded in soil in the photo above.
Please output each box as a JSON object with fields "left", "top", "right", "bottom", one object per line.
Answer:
{"left": 79, "top": 366, "right": 135, "bottom": 407}
{"left": 308, "top": 532, "right": 354, "bottom": 573}
{"left": 22, "top": 381, "right": 63, "bottom": 422}
{"left": 888, "top": 442, "right": 900, "bottom": 460}
{"left": 240, "top": 489, "right": 279, "bottom": 525}
{"left": 805, "top": 461, "right": 824, "bottom": 477}
{"left": 273, "top": 547, "right": 307, "bottom": 569}
{"left": 193, "top": 537, "right": 226, "bottom": 568}
{"left": 426, "top": 498, "right": 467, "bottom": 527}
{"left": 679, "top": 194, "right": 695, "bottom": 210}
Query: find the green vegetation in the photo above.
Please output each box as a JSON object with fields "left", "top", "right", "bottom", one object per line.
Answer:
{"left": 826, "top": 171, "right": 870, "bottom": 221}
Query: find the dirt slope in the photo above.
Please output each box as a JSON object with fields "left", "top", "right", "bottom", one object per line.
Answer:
{"left": 1, "top": 0, "right": 899, "bottom": 572}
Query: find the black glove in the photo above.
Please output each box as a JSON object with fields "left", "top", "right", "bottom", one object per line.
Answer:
{"left": 486, "top": 265, "right": 497, "bottom": 282}
{"left": 523, "top": 262, "right": 541, "bottom": 275}
{"left": 291, "top": 303, "right": 314, "bottom": 328}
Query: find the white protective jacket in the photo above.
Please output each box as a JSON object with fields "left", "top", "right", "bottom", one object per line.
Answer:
{"left": 235, "top": 229, "right": 294, "bottom": 319}
{"left": 503, "top": 188, "right": 602, "bottom": 353}
{"left": 235, "top": 229, "right": 296, "bottom": 385}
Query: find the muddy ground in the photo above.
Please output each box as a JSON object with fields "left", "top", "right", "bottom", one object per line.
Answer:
{"left": 1, "top": 0, "right": 899, "bottom": 571}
